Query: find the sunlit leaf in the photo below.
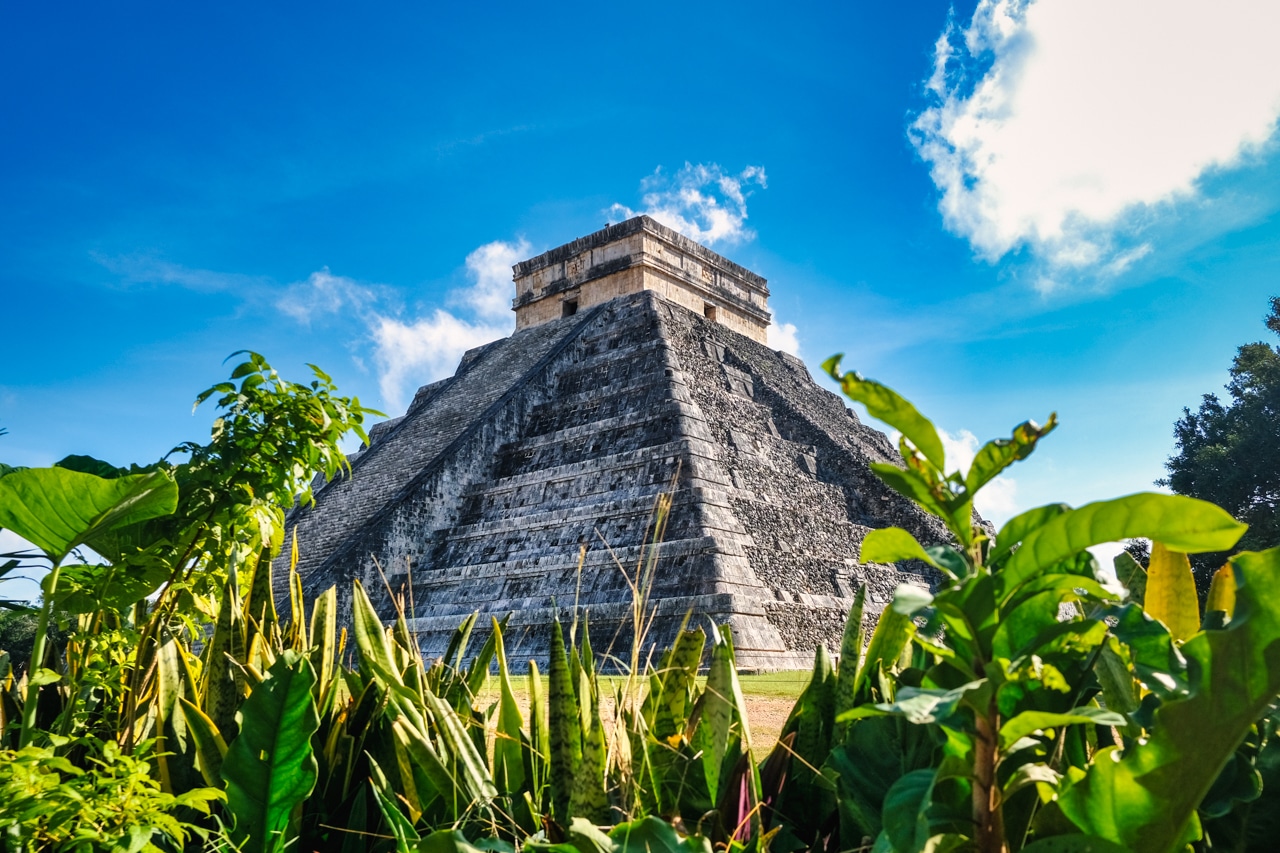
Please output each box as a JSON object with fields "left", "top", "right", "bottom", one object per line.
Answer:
{"left": 1000, "top": 493, "right": 1246, "bottom": 600}
{"left": 1145, "top": 543, "right": 1200, "bottom": 642}
{"left": 823, "top": 356, "right": 946, "bottom": 470}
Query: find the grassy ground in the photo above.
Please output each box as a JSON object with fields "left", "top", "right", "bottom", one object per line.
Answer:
{"left": 476, "top": 671, "right": 810, "bottom": 754}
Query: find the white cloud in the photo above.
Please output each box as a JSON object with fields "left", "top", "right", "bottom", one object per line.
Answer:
{"left": 459, "top": 239, "right": 531, "bottom": 321}
{"left": 274, "top": 240, "right": 527, "bottom": 411}
{"left": 609, "top": 163, "right": 767, "bottom": 246}
{"left": 768, "top": 320, "right": 800, "bottom": 356}
{"left": 371, "top": 311, "right": 508, "bottom": 410}
{"left": 913, "top": 0, "right": 1280, "bottom": 279}
{"left": 277, "top": 268, "right": 378, "bottom": 324}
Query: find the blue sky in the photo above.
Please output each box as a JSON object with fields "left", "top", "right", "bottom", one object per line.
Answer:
{"left": 4, "top": 1, "right": 1280, "bottom": 594}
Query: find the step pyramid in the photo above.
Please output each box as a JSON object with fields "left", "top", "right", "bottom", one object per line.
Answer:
{"left": 280, "top": 218, "right": 946, "bottom": 670}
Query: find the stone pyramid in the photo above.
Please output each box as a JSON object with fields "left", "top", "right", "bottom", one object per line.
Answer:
{"left": 281, "top": 217, "right": 945, "bottom": 670}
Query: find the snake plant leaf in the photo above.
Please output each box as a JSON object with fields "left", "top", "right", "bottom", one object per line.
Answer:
{"left": 695, "top": 624, "right": 739, "bottom": 800}
{"left": 204, "top": 564, "right": 246, "bottom": 740}
{"left": 0, "top": 466, "right": 177, "bottom": 564}
{"left": 1058, "top": 547, "right": 1280, "bottom": 853}
{"left": 491, "top": 617, "right": 528, "bottom": 799}
{"left": 852, "top": 585, "right": 919, "bottom": 700}
{"left": 222, "top": 649, "right": 320, "bottom": 853}
{"left": 1144, "top": 543, "right": 1201, "bottom": 642}
{"left": 422, "top": 687, "right": 498, "bottom": 807}
{"left": 860, "top": 528, "right": 941, "bottom": 570}
{"left": 352, "top": 578, "right": 403, "bottom": 686}
{"left": 309, "top": 584, "right": 338, "bottom": 694}
{"left": 823, "top": 356, "right": 946, "bottom": 471}
{"left": 1001, "top": 493, "right": 1246, "bottom": 601}
{"left": 547, "top": 616, "right": 582, "bottom": 825}
{"left": 178, "top": 697, "right": 228, "bottom": 788}
{"left": 834, "top": 585, "right": 868, "bottom": 728}
{"left": 651, "top": 628, "right": 705, "bottom": 741}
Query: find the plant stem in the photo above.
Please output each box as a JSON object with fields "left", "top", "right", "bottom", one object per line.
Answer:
{"left": 19, "top": 559, "right": 62, "bottom": 748}
{"left": 973, "top": 699, "right": 1007, "bottom": 853}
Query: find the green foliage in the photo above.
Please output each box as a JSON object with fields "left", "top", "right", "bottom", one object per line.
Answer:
{"left": 6, "top": 347, "right": 1280, "bottom": 853}
{"left": 821, "top": 364, "right": 1280, "bottom": 853}
{"left": 1161, "top": 297, "right": 1280, "bottom": 584}
{"left": 0, "top": 738, "right": 222, "bottom": 851}
{"left": 222, "top": 650, "right": 321, "bottom": 852}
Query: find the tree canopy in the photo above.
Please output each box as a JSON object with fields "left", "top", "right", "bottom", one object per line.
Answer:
{"left": 1161, "top": 297, "right": 1280, "bottom": 584}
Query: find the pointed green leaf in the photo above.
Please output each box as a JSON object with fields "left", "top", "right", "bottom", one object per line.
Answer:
{"left": 999, "top": 707, "right": 1127, "bottom": 751}
{"left": 222, "top": 650, "right": 320, "bottom": 853}
{"left": 823, "top": 357, "right": 946, "bottom": 470}
{"left": 548, "top": 617, "right": 581, "bottom": 824}
{"left": 860, "top": 528, "right": 941, "bottom": 569}
{"left": 964, "top": 415, "right": 1057, "bottom": 495}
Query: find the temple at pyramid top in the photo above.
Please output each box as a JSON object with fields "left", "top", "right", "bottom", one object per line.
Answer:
{"left": 512, "top": 215, "right": 772, "bottom": 343}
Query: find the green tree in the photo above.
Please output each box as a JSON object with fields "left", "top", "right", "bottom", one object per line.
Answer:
{"left": 1160, "top": 297, "right": 1280, "bottom": 588}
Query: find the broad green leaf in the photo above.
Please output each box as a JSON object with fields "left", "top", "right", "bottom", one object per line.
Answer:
{"left": 1144, "top": 543, "right": 1200, "bottom": 641}
{"left": 861, "top": 527, "right": 941, "bottom": 569}
{"left": 841, "top": 682, "right": 983, "bottom": 727}
{"left": 0, "top": 466, "right": 177, "bottom": 563}
{"left": 823, "top": 356, "right": 946, "bottom": 470}
{"left": 869, "top": 463, "right": 951, "bottom": 521}
{"left": 1058, "top": 548, "right": 1280, "bottom": 853}
{"left": 999, "top": 708, "right": 1126, "bottom": 750}
{"left": 1001, "top": 494, "right": 1246, "bottom": 600}
{"left": 652, "top": 628, "right": 704, "bottom": 739}
{"left": 881, "top": 769, "right": 935, "bottom": 853}
{"left": 964, "top": 415, "right": 1057, "bottom": 496}
{"left": 54, "top": 559, "right": 170, "bottom": 613}
{"left": 222, "top": 650, "right": 320, "bottom": 853}
{"left": 610, "top": 815, "right": 713, "bottom": 853}
{"left": 991, "top": 504, "right": 1071, "bottom": 565}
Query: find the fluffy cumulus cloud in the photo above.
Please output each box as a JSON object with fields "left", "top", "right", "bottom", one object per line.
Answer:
{"left": 457, "top": 239, "right": 531, "bottom": 321}
{"left": 275, "top": 240, "right": 527, "bottom": 411}
{"left": 370, "top": 310, "right": 508, "bottom": 409}
{"left": 609, "top": 163, "right": 767, "bottom": 246}
{"left": 768, "top": 320, "right": 800, "bottom": 356}
{"left": 913, "top": 0, "right": 1280, "bottom": 285}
